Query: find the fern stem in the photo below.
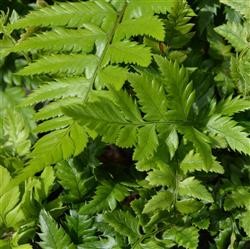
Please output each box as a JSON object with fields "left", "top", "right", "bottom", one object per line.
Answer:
{"left": 84, "top": 2, "right": 128, "bottom": 102}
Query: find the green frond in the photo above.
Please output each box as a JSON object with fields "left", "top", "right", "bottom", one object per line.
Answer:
{"left": 143, "top": 190, "right": 174, "bottom": 213}
{"left": 163, "top": 226, "right": 199, "bottom": 249}
{"left": 3, "top": 109, "right": 31, "bottom": 156}
{"left": 79, "top": 182, "right": 129, "bottom": 214}
{"left": 108, "top": 41, "right": 152, "bottom": 67}
{"left": 31, "top": 122, "right": 88, "bottom": 164}
{"left": 63, "top": 100, "right": 124, "bottom": 138}
{"left": 103, "top": 210, "right": 139, "bottom": 243}
{"left": 239, "top": 211, "right": 250, "bottom": 237}
{"left": 207, "top": 115, "right": 250, "bottom": 155}
{"left": 154, "top": 55, "right": 195, "bottom": 120}
{"left": 164, "top": 0, "right": 195, "bottom": 48}
{"left": 109, "top": 88, "right": 142, "bottom": 123}
{"left": 180, "top": 151, "right": 224, "bottom": 174}
{"left": 56, "top": 161, "right": 94, "bottom": 202}
{"left": 230, "top": 55, "right": 250, "bottom": 95}
{"left": 21, "top": 77, "right": 89, "bottom": 106}
{"left": 220, "top": 0, "right": 250, "bottom": 19}
{"left": 179, "top": 177, "right": 213, "bottom": 203}
{"left": 216, "top": 96, "right": 250, "bottom": 116}
{"left": 9, "top": 1, "right": 116, "bottom": 30}
{"left": 18, "top": 54, "right": 98, "bottom": 78}
{"left": 223, "top": 187, "right": 250, "bottom": 210}
{"left": 66, "top": 211, "right": 96, "bottom": 243}
{"left": 115, "top": 16, "right": 165, "bottom": 41}
{"left": 215, "top": 22, "right": 250, "bottom": 51}
{"left": 9, "top": 28, "right": 105, "bottom": 53}
{"left": 38, "top": 209, "right": 75, "bottom": 249}
{"left": 146, "top": 161, "right": 175, "bottom": 187}
{"left": 129, "top": 72, "right": 168, "bottom": 120}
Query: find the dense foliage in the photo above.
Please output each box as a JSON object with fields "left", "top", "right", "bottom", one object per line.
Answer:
{"left": 0, "top": 0, "right": 250, "bottom": 248}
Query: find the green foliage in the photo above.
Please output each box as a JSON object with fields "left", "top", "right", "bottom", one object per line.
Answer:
{"left": 1, "top": 0, "right": 250, "bottom": 248}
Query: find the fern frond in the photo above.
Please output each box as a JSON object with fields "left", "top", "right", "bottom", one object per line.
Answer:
{"left": 224, "top": 187, "right": 250, "bottom": 210}
{"left": 3, "top": 109, "right": 31, "bottom": 156}
{"left": 163, "top": 226, "right": 199, "bottom": 249}
{"left": 66, "top": 211, "right": 96, "bottom": 243}
{"left": 21, "top": 77, "right": 89, "bottom": 106}
{"left": 31, "top": 122, "right": 88, "bottom": 164}
{"left": 207, "top": 115, "right": 250, "bottom": 155}
{"left": 146, "top": 161, "right": 175, "bottom": 187}
{"left": 154, "top": 55, "right": 195, "bottom": 120}
{"left": 143, "top": 190, "right": 174, "bottom": 213}
{"left": 216, "top": 95, "right": 250, "bottom": 116}
{"left": 79, "top": 182, "right": 129, "bottom": 214}
{"left": 103, "top": 210, "right": 139, "bottom": 243}
{"left": 215, "top": 22, "right": 250, "bottom": 51}
{"left": 129, "top": 72, "right": 168, "bottom": 120}
{"left": 18, "top": 54, "right": 98, "bottom": 78}
{"left": 115, "top": 16, "right": 165, "bottom": 41}
{"left": 164, "top": 0, "right": 195, "bottom": 48}
{"left": 9, "top": 1, "right": 116, "bottom": 30}
{"left": 220, "top": 0, "right": 250, "bottom": 19}
{"left": 9, "top": 28, "right": 105, "bottom": 53}
{"left": 239, "top": 211, "right": 250, "bottom": 237}
{"left": 63, "top": 96, "right": 139, "bottom": 146}
{"left": 180, "top": 151, "right": 224, "bottom": 174}
{"left": 108, "top": 41, "right": 152, "bottom": 67}
{"left": 56, "top": 161, "right": 94, "bottom": 202}
{"left": 179, "top": 177, "right": 213, "bottom": 203}
{"left": 38, "top": 209, "right": 75, "bottom": 249}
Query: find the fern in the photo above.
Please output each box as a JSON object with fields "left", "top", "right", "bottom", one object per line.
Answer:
{"left": 1, "top": 0, "right": 250, "bottom": 248}
{"left": 79, "top": 181, "right": 129, "bottom": 214}
{"left": 214, "top": 22, "right": 250, "bottom": 51}
{"left": 38, "top": 209, "right": 75, "bottom": 249}
{"left": 219, "top": 0, "right": 250, "bottom": 19}
{"left": 5, "top": 0, "right": 173, "bottom": 185}
{"left": 207, "top": 115, "right": 250, "bottom": 154}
